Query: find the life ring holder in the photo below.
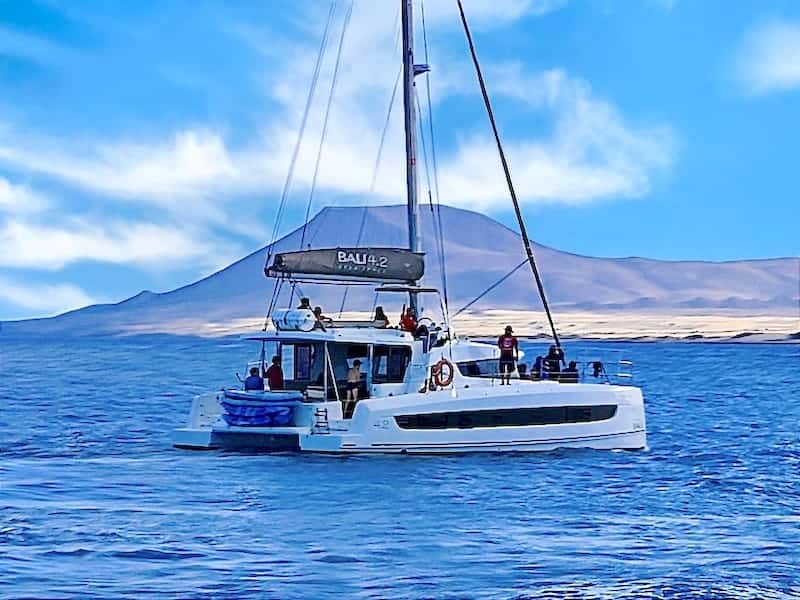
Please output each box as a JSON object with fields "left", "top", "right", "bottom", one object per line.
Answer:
{"left": 432, "top": 358, "right": 454, "bottom": 388}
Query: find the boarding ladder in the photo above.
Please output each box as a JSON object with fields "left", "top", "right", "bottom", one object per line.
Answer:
{"left": 313, "top": 407, "right": 330, "bottom": 434}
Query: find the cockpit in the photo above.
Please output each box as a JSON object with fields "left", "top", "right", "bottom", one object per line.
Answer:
{"left": 246, "top": 337, "right": 413, "bottom": 407}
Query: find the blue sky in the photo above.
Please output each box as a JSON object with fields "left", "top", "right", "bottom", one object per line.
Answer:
{"left": 1, "top": 0, "right": 799, "bottom": 320}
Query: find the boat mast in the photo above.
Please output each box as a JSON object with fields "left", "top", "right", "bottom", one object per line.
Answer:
{"left": 456, "top": 0, "right": 561, "bottom": 349}
{"left": 402, "top": 0, "right": 422, "bottom": 308}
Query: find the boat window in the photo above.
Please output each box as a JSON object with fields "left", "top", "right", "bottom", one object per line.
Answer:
{"left": 394, "top": 405, "right": 617, "bottom": 429}
{"left": 373, "top": 345, "right": 411, "bottom": 384}
{"left": 296, "top": 345, "right": 313, "bottom": 380}
{"left": 327, "top": 343, "right": 369, "bottom": 384}
{"left": 280, "top": 343, "right": 322, "bottom": 383}
{"left": 456, "top": 359, "right": 501, "bottom": 378}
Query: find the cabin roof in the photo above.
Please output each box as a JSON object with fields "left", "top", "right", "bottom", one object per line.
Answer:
{"left": 241, "top": 326, "right": 415, "bottom": 345}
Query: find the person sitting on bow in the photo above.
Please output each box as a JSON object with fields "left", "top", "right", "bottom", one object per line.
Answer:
{"left": 561, "top": 360, "right": 579, "bottom": 383}
{"left": 543, "top": 345, "right": 563, "bottom": 381}
{"left": 531, "top": 356, "right": 543, "bottom": 381}
{"left": 313, "top": 306, "right": 333, "bottom": 330}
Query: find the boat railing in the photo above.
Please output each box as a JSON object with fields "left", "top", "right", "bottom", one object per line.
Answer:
{"left": 455, "top": 347, "right": 636, "bottom": 385}
{"left": 569, "top": 346, "right": 636, "bottom": 383}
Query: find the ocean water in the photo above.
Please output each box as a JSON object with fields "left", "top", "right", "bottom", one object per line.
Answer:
{"left": 1, "top": 335, "right": 798, "bottom": 599}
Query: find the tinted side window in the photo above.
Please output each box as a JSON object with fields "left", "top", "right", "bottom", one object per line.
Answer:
{"left": 394, "top": 405, "right": 617, "bottom": 429}
{"left": 295, "top": 344, "right": 313, "bottom": 380}
{"left": 373, "top": 345, "right": 412, "bottom": 383}
{"left": 456, "top": 359, "right": 500, "bottom": 377}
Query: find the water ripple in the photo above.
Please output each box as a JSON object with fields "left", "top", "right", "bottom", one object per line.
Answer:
{"left": 0, "top": 336, "right": 798, "bottom": 598}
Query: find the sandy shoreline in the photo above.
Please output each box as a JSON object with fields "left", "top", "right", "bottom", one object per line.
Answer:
{"left": 114, "top": 309, "right": 800, "bottom": 343}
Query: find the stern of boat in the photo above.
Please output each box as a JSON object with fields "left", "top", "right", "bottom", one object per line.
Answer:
{"left": 172, "top": 390, "right": 327, "bottom": 451}
{"left": 173, "top": 392, "right": 223, "bottom": 449}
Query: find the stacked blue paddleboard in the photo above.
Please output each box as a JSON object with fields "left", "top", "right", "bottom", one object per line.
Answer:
{"left": 221, "top": 390, "right": 303, "bottom": 427}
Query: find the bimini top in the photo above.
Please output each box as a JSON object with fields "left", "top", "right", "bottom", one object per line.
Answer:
{"left": 265, "top": 247, "right": 425, "bottom": 283}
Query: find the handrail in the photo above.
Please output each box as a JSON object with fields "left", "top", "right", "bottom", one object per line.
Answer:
{"left": 325, "top": 345, "right": 340, "bottom": 403}
{"left": 454, "top": 354, "right": 635, "bottom": 385}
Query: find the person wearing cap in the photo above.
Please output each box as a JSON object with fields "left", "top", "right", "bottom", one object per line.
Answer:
{"left": 297, "top": 297, "right": 312, "bottom": 310}
{"left": 497, "top": 325, "right": 519, "bottom": 385}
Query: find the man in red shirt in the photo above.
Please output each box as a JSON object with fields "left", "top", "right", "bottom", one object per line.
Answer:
{"left": 497, "top": 325, "right": 519, "bottom": 385}
{"left": 265, "top": 355, "right": 284, "bottom": 391}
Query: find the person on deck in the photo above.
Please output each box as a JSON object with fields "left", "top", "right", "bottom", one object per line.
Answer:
{"left": 313, "top": 306, "right": 332, "bottom": 330}
{"left": 373, "top": 306, "right": 389, "bottom": 328}
{"left": 297, "top": 297, "right": 311, "bottom": 310}
{"left": 344, "top": 359, "right": 362, "bottom": 418}
{"left": 497, "top": 325, "right": 519, "bottom": 385}
{"left": 543, "top": 345, "right": 563, "bottom": 381}
{"left": 244, "top": 367, "right": 265, "bottom": 391}
{"left": 265, "top": 355, "right": 284, "bottom": 391}
{"left": 531, "top": 356, "right": 543, "bottom": 381}
{"left": 399, "top": 307, "right": 417, "bottom": 332}
{"left": 562, "top": 360, "right": 579, "bottom": 383}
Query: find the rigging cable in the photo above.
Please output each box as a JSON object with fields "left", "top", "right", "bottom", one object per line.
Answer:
{"left": 456, "top": 0, "right": 562, "bottom": 349}
{"left": 265, "top": 0, "right": 337, "bottom": 263}
{"left": 263, "top": 278, "right": 285, "bottom": 331}
{"left": 290, "top": 0, "right": 354, "bottom": 307}
{"left": 298, "top": 0, "right": 354, "bottom": 252}
{"left": 336, "top": 11, "right": 405, "bottom": 316}
{"left": 419, "top": 0, "right": 451, "bottom": 331}
{"left": 414, "top": 87, "right": 447, "bottom": 318}
{"left": 311, "top": 6, "right": 403, "bottom": 251}
{"left": 452, "top": 258, "right": 528, "bottom": 318}
{"left": 337, "top": 67, "right": 402, "bottom": 316}
{"left": 262, "top": 1, "right": 338, "bottom": 330}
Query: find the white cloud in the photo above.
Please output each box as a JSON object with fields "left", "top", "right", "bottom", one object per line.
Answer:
{"left": 736, "top": 19, "right": 800, "bottom": 95}
{"left": 0, "top": 2, "right": 673, "bottom": 230}
{"left": 0, "top": 218, "right": 241, "bottom": 271}
{"left": 437, "top": 67, "right": 675, "bottom": 209}
{"left": 0, "top": 130, "right": 245, "bottom": 203}
{"left": 0, "top": 275, "right": 95, "bottom": 316}
{"left": 0, "top": 177, "right": 49, "bottom": 214}
{"left": 0, "top": 1, "right": 572, "bottom": 211}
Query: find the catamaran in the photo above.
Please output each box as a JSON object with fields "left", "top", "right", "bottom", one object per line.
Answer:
{"left": 172, "top": 0, "right": 647, "bottom": 453}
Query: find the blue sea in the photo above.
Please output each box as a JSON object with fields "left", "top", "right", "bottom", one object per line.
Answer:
{"left": 1, "top": 335, "right": 798, "bottom": 599}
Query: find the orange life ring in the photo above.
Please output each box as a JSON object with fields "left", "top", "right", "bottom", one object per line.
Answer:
{"left": 432, "top": 358, "right": 454, "bottom": 387}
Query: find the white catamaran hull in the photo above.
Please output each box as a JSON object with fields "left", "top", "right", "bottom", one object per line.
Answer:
{"left": 173, "top": 381, "right": 646, "bottom": 454}
{"left": 172, "top": 2, "right": 651, "bottom": 457}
